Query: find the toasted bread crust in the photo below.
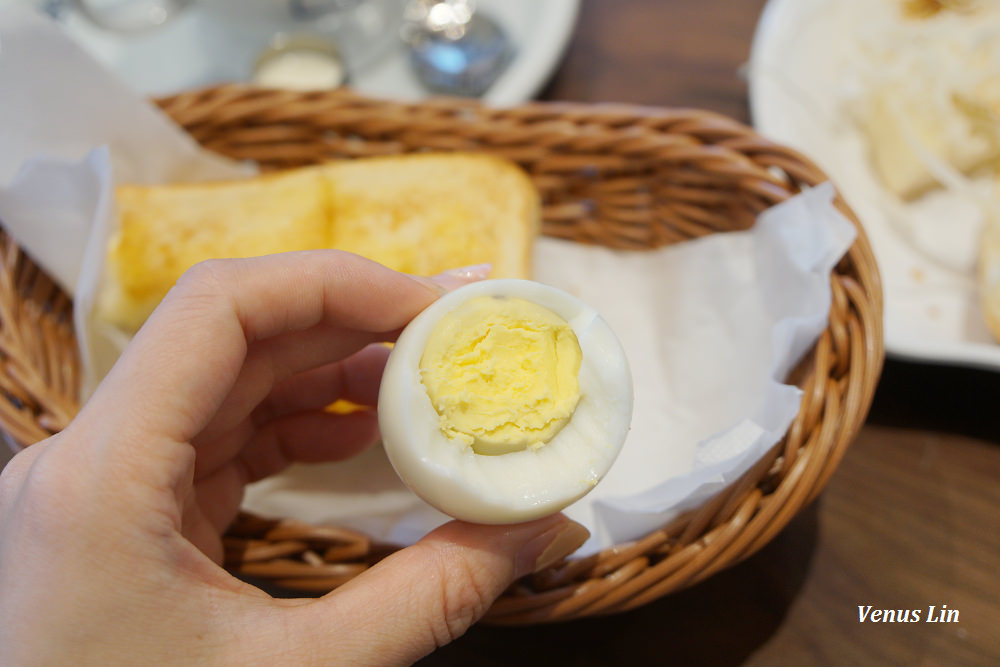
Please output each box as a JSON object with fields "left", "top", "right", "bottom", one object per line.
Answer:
{"left": 100, "top": 153, "right": 539, "bottom": 332}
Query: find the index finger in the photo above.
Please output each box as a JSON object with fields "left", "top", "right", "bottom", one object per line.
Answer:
{"left": 83, "top": 250, "right": 441, "bottom": 446}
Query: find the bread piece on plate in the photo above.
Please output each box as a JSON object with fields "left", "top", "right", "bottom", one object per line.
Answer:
{"left": 98, "top": 153, "right": 539, "bottom": 333}
{"left": 860, "top": 83, "right": 1000, "bottom": 200}
{"left": 978, "top": 212, "right": 1000, "bottom": 342}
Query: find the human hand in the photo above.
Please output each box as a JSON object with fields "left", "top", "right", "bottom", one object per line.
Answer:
{"left": 0, "top": 251, "right": 589, "bottom": 666}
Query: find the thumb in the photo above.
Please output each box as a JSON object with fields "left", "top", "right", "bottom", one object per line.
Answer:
{"left": 286, "top": 514, "right": 589, "bottom": 665}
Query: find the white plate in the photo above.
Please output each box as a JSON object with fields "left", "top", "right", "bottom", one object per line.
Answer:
{"left": 748, "top": 0, "right": 1000, "bottom": 370}
{"left": 28, "top": 0, "right": 579, "bottom": 105}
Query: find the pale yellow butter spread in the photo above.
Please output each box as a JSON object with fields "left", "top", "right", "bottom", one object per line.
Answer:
{"left": 419, "top": 295, "right": 582, "bottom": 456}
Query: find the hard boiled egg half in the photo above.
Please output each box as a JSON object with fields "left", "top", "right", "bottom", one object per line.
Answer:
{"left": 378, "top": 279, "right": 633, "bottom": 524}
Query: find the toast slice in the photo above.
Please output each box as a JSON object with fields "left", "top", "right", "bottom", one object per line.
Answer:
{"left": 99, "top": 153, "right": 539, "bottom": 333}
{"left": 319, "top": 154, "right": 537, "bottom": 281}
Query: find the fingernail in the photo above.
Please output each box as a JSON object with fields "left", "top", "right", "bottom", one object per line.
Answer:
{"left": 515, "top": 520, "right": 590, "bottom": 577}
{"left": 412, "top": 263, "right": 492, "bottom": 295}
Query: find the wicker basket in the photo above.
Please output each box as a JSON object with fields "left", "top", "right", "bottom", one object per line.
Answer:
{"left": 0, "top": 85, "right": 883, "bottom": 624}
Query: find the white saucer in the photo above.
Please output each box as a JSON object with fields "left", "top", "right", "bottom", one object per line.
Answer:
{"left": 749, "top": 0, "right": 1000, "bottom": 371}
{"left": 47, "top": 0, "right": 580, "bottom": 105}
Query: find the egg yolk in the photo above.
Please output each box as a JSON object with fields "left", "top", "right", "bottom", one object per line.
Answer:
{"left": 419, "top": 295, "right": 582, "bottom": 455}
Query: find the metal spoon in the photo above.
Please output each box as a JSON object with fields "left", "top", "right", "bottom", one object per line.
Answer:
{"left": 402, "top": 0, "right": 512, "bottom": 97}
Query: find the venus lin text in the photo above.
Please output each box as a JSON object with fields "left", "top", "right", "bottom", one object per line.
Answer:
{"left": 857, "top": 605, "right": 959, "bottom": 623}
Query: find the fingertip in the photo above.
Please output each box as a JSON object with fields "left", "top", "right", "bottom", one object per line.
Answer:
{"left": 408, "top": 263, "right": 492, "bottom": 296}
{"left": 518, "top": 518, "right": 591, "bottom": 576}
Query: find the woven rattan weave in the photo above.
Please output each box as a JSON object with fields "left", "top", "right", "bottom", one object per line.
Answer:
{"left": 0, "top": 85, "right": 883, "bottom": 623}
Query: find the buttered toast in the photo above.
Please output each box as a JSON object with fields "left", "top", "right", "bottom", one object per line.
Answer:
{"left": 99, "top": 153, "right": 539, "bottom": 332}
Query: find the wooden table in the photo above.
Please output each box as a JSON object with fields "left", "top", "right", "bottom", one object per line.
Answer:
{"left": 421, "top": 1, "right": 1000, "bottom": 664}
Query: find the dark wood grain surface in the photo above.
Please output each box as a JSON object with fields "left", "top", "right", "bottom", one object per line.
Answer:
{"left": 421, "top": 1, "right": 1000, "bottom": 664}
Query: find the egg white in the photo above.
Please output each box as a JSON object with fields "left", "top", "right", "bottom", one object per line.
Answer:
{"left": 378, "top": 279, "right": 633, "bottom": 525}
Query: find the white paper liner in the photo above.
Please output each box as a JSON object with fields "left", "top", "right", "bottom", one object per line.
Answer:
{"left": 0, "top": 8, "right": 857, "bottom": 554}
{"left": 243, "top": 184, "right": 855, "bottom": 555}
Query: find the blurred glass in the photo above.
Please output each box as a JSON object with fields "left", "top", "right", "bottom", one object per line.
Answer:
{"left": 33, "top": 0, "right": 406, "bottom": 95}
{"left": 201, "top": 0, "right": 403, "bottom": 72}
{"left": 70, "top": 0, "right": 195, "bottom": 31}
